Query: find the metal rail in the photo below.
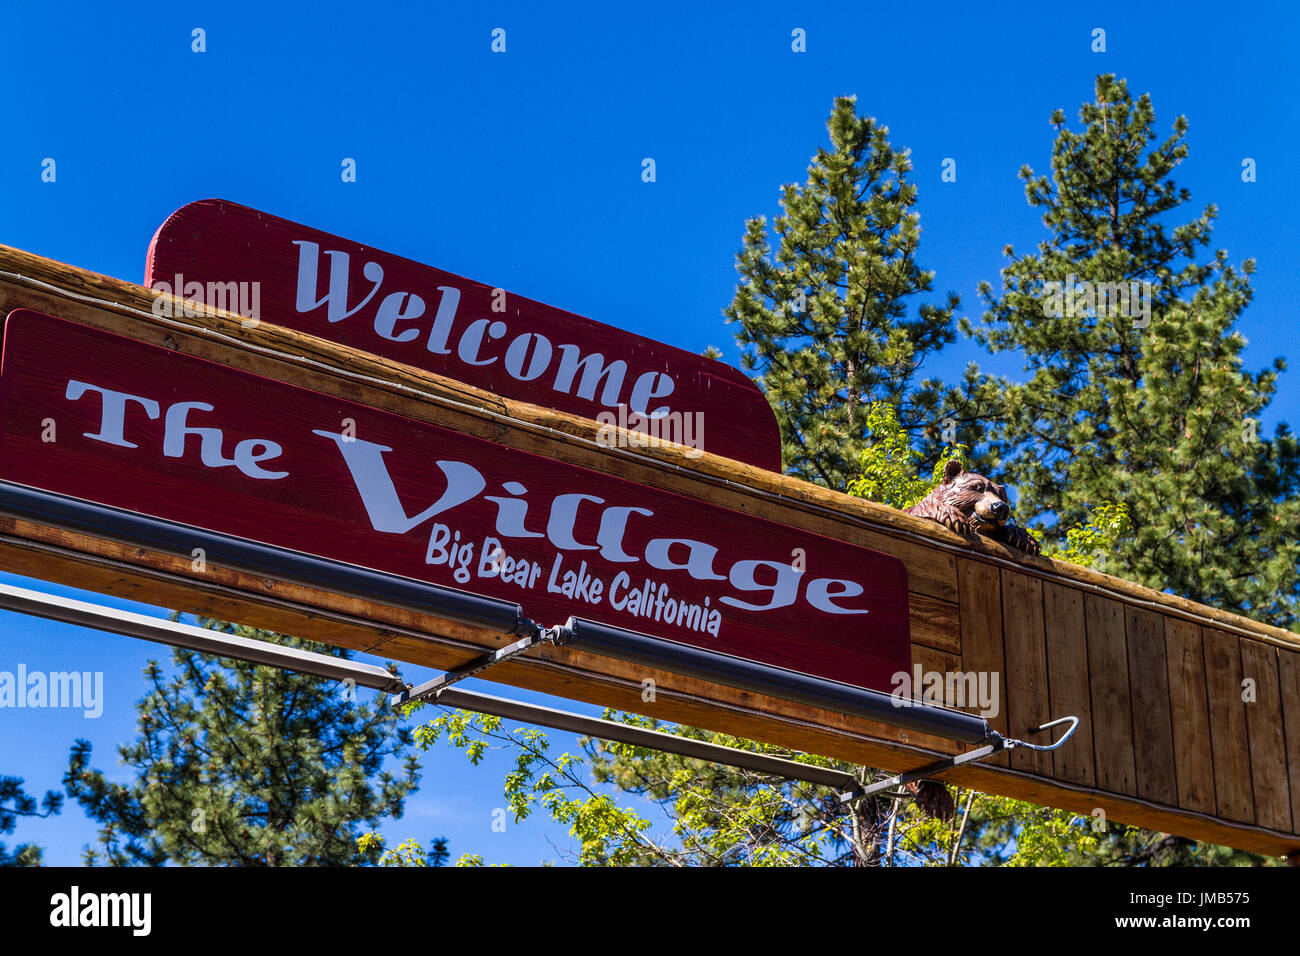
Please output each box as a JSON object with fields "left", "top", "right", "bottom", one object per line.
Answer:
{"left": 0, "top": 485, "right": 1081, "bottom": 802}
{"left": 0, "top": 580, "right": 1077, "bottom": 803}
{"left": 0, "top": 580, "right": 405, "bottom": 693}
{"left": 431, "top": 686, "right": 863, "bottom": 792}
{"left": 0, "top": 581, "right": 860, "bottom": 791}
{"left": 556, "top": 617, "right": 996, "bottom": 745}
{"left": 0, "top": 481, "right": 534, "bottom": 636}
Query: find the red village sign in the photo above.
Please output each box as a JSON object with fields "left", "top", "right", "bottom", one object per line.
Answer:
{"left": 144, "top": 200, "right": 782, "bottom": 471}
{"left": 0, "top": 310, "right": 909, "bottom": 692}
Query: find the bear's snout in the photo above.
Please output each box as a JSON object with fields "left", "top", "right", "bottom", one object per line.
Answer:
{"left": 972, "top": 496, "right": 1009, "bottom": 528}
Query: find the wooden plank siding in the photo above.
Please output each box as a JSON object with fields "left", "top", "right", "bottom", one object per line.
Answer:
{"left": 1084, "top": 594, "right": 1138, "bottom": 797}
{"left": 1203, "top": 629, "right": 1256, "bottom": 824}
{"left": 1278, "top": 652, "right": 1300, "bottom": 834}
{"left": 1240, "top": 640, "right": 1293, "bottom": 832}
{"left": 958, "top": 560, "right": 1008, "bottom": 767}
{"left": 1163, "top": 618, "right": 1218, "bottom": 815}
{"left": 2, "top": 244, "right": 1300, "bottom": 857}
{"left": 1042, "top": 582, "right": 1096, "bottom": 787}
{"left": 1000, "top": 570, "right": 1053, "bottom": 776}
{"left": 1125, "top": 607, "right": 1178, "bottom": 807}
{"left": 908, "top": 593, "right": 962, "bottom": 655}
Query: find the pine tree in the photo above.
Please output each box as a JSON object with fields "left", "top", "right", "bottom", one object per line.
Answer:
{"left": 966, "top": 75, "right": 1300, "bottom": 626}
{"left": 376, "top": 88, "right": 1289, "bottom": 867}
{"left": 1, "top": 775, "right": 62, "bottom": 866}
{"left": 724, "top": 96, "right": 968, "bottom": 488}
{"left": 63, "top": 620, "right": 420, "bottom": 866}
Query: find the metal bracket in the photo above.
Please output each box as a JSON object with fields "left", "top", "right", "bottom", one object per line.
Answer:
{"left": 391, "top": 624, "right": 551, "bottom": 707}
{"left": 840, "top": 714, "right": 1079, "bottom": 804}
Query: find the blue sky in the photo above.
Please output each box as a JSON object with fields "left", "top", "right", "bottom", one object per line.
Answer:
{"left": 1, "top": 1, "right": 1295, "bottom": 864}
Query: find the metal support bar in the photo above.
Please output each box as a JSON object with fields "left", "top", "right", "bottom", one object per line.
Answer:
{"left": 392, "top": 630, "right": 545, "bottom": 705}
{"left": 844, "top": 739, "right": 1012, "bottom": 802}
{"left": 557, "top": 617, "right": 996, "bottom": 745}
{"left": 0, "top": 581, "right": 406, "bottom": 693}
{"left": 0, "top": 481, "right": 1029, "bottom": 751}
{"left": 0, "top": 582, "right": 1081, "bottom": 804}
{"left": 430, "top": 686, "right": 863, "bottom": 793}
{"left": 0, "top": 481, "right": 534, "bottom": 636}
{"left": 0, "top": 583, "right": 863, "bottom": 793}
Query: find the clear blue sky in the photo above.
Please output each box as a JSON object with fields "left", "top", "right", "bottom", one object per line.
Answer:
{"left": 1, "top": 1, "right": 1295, "bottom": 865}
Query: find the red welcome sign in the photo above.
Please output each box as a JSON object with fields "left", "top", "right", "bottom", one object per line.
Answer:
{"left": 0, "top": 310, "right": 909, "bottom": 692}
{"left": 145, "top": 200, "right": 782, "bottom": 471}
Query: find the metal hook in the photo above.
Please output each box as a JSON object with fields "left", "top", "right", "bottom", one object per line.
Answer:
{"left": 836, "top": 715, "right": 1081, "bottom": 806}
{"left": 1011, "top": 715, "right": 1079, "bottom": 752}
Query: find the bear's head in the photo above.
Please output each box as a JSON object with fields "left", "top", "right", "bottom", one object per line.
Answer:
{"left": 938, "top": 459, "right": 1012, "bottom": 537}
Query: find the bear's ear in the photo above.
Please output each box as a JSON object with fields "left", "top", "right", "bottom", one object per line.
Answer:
{"left": 942, "top": 459, "right": 964, "bottom": 483}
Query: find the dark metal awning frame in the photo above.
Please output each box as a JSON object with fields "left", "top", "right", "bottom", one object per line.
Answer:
{"left": 392, "top": 616, "right": 1078, "bottom": 799}
{"left": 0, "top": 483, "right": 1078, "bottom": 800}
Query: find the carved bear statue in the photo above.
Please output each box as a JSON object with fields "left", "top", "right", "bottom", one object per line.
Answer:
{"left": 905, "top": 460, "right": 1040, "bottom": 555}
